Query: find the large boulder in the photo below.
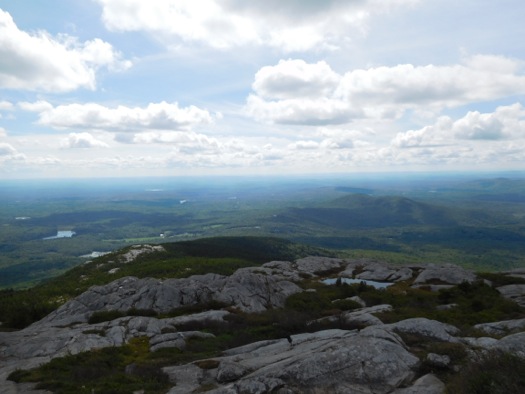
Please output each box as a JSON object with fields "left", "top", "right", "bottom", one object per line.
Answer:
{"left": 354, "top": 261, "right": 413, "bottom": 282}
{"left": 413, "top": 263, "right": 477, "bottom": 285}
{"left": 164, "top": 329, "right": 420, "bottom": 394}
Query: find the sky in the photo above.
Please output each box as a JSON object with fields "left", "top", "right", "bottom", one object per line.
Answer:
{"left": 1, "top": 0, "right": 525, "bottom": 179}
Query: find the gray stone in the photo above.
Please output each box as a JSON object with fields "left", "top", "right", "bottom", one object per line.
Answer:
{"left": 497, "top": 284, "right": 525, "bottom": 307}
{"left": 393, "top": 373, "right": 445, "bottom": 394}
{"left": 491, "top": 332, "right": 525, "bottom": 358}
{"left": 39, "top": 269, "right": 302, "bottom": 326}
{"left": 294, "top": 256, "right": 345, "bottom": 276}
{"left": 190, "top": 329, "right": 419, "bottom": 393}
{"left": 216, "top": 361, "right": 249, "bottom": 383}
{"left": 388, "top": 318, "right": 460, "bottom": 343}
{"left": 413, "top": 263, "right": 477, "bottom": 285}
{"left": 426, "top": 353, "right": 451, "bottom": 368}
{"left": 119, "top": 244, "right": 166, "bottom": 264}
{"left": 341, "top": 304, "right": 392, "bottom": 328}
{"left": 355, "top": 262, "right": 413, "bottom": 282}
{"left": 150, "top": 331, "right": 215, "bottom": 352}
{"left": 349, "top": 296, "right": 367, "bottom": 307}
{"left": 164, "top": 363, "right": 209, "bottom": 394}
{"left": 474, "top": 318, "right": 525, "bottom": 336}
{"left": 460, "top": 336, "right": 498, "bottom": 349}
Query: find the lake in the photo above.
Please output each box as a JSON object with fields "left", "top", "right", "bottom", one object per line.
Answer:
{"left": 323, "top": 277, "right": 393, "bottom": 289}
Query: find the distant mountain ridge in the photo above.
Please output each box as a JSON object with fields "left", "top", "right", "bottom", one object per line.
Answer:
{"left": 275, "top": 194, "right": 496, "bottom": 230}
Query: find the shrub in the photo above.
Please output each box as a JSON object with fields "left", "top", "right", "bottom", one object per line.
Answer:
{"left": 446, "top": 350, "right": 525, "bottom": 394}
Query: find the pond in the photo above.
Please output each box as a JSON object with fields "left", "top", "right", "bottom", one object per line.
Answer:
{"left": 323, "top": 277, "right": 393, "bottom": 289}
{"left": 43, "top": 230, "right": 76, "bottom": 240}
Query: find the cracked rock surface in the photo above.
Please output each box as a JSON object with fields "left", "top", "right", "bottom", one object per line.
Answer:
{"left": 3, "top": 255, "right": 525, "bottom": 393}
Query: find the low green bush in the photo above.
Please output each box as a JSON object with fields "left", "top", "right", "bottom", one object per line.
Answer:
{"left": 446, "top": 350, "right": 525, "bottom": 394}
{"left": 8, "top": 340, "right": 170, "bottom": 394}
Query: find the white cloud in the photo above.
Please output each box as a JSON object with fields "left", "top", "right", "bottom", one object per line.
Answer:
{"left": 95, "top": 0, "right": 418, "bottom": 52}
{"left": 18, "top": 100, "right": 54, "bottom": 112}
{"left": 247, "top": 95, "right": 357, "bottom": 125}
{"left": 392, "top": 103, "right": 525, "bottom": 148}
{"left": 0, "top": 100, "right": 13, "bottom": 111}
{"left": 337, "top": 55, "right": 525, "bottom": 109}
{"left": 248, "top": 56, "right": 525, "bottom": 126}
{"left": 0, "top": 10, "right": 131, "bottom": 92}
{"left": 37, "top": 101, "right": 213, "bottom": 132}
{"left": 60, "top": 132, "right": 110, "bottom": 149}
{"left": 289, "top": 140, "right": 319, "bottom": 150}
{"left": 252, "top": 59, "right": 340, "bottom": 100}
{"left": 115, "top": 130, "right": 221, "bottom": 153}
{"left": 0, "top": 127, "right": 6, "bottom": 137}
{"left": 0, "top": 142, "right": 16, "bottom": 156}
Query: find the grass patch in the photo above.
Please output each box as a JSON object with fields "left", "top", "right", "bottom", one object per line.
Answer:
{"left": 8, "top": 337, "right": 170, "bottom": 394}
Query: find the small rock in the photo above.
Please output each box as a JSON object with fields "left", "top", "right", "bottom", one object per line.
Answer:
{"left": 426, "top": 353, "right": 451, "bottom": 368}
{"left": 216, "top": 361, "right": 249, "bottom": 383}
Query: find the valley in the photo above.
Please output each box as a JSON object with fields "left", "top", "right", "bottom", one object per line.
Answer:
{"left": 1, "top": 173, "right": 525, "bottom": 289}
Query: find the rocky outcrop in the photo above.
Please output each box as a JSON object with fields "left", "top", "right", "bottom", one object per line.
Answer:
{"left": 40, "top": 269, "right": 302, "bottom": 326}
{"left": 339, "top": 259, "right": 414, "bottom": 282}
{"left": 165, "top": 328, "right": 420, "bottom": 394}
{"left": 118, "top": 244, "right": 166, "bottom": 264}
{"left": 2, "top": 255, "right": 525, "bottom": 394}
{"left": 0, "top": 312, "right": 231, "bottom": 375}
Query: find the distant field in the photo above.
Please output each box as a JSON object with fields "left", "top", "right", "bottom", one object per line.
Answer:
{"left": 1, "top": 173, "right": 525, "bottom": 288}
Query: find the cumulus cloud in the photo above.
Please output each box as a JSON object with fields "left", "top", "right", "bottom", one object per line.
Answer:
{"left": 392, "top": 103, "right": 525, "bottom": 148}
{"left": 95, "top": 0, "right": 417, "bottom": 52}
{"left": 61, "top": 132, "right": 110, "bottom": 149}
{"left": 18, "top": 100, "right": 54, "bottom": 112}
{"left": 0, "top": 10, "right": 131, "bottom": 92}
{"left": 253, "top": 60, "right": 340, "bottom": 99}
{"left": 247, "top": 95, "right": 357, "bottom": 125}
{"left": 247, "top": 56, "right": 525, "bottom": 126}
{"left": 37, "top": 101, "right": 213, "bottom": 132}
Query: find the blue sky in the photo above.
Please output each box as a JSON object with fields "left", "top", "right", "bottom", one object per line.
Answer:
{"left": 1, "top": 0, "right": 525, "bottom": 178}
